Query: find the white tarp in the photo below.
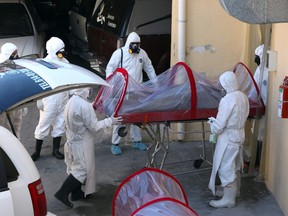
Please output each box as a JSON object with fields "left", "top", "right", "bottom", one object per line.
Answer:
{"left": 219, "top": 0, "right": 288, "bottom": 24}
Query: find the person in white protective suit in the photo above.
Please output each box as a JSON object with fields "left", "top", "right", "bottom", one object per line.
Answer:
{"left": 106, "top": 31, "right": 157, "bottom": 155}
{"left": 31, "top": 37, "right": 70, "bottom": 161}
{"left": 54, "top": 88, "right": 122, "bottom": 208}
{"left": 207, "top": 71, "right": 249, "bottom": 208}
{"left": 0, "top": 42, "right": 19, "bottom": 62}
{"left": 252, "top": 44, "right": 268, "bottom": 166}
{"left": 0, "top": 43, "right": 27, "bottom": 140}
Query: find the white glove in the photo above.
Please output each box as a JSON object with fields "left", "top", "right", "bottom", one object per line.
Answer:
{"left": 109, "top": 113, "right": 123, "bottom": 125}
{"left": 22, "top": 107, "right": 28, "bottom": 116}
{"left": 207, "top": 117, "right": 216, "bottom": 133}
{"left": 36, "top": 100, "right": 44, "bottom": 111}
{"left": 207, "top": 117, "right": 216, "bottom": 124}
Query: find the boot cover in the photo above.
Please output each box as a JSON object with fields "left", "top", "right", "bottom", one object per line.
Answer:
{"left": 71, "top": 185, "right": 85, "bottom": 201}
{"left": 131, "top": 142, "right": 147, "bottom": 151}
{"left": 210, "top": 180, "right": 237, "bottom": 208}
{"left": 31, "top": 139, "right": 43, "bottom": 161}
{"left": 54, "top": 174, "right": 81, "bottom": 208}
{"left": 111, "top": 144, "right": 122, "bottom": 155}
{"left": 52, "top": 137, "right": 64, "bottom": 159}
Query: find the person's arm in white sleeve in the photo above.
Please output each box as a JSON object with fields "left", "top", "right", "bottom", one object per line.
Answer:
{"left": 210, "top": 98, "right": 233, "bottom": 135}
{"left": 142, "top": 49, "right": 156, "bottom": 80}
{"left": 84, "top": 104, "right": 123, "bottom": 132}
{"left": 106, "top": 49, "right": 122, "bottom": 78}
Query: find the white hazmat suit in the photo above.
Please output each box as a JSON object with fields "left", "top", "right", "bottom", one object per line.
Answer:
{"left": 32, "top": 37, "right": 69, "bottom": 161}
{"left": 55, "top": 88, "right": 122, "bottom": 208}
{"left": 253, "top": 44, "right": 268, "bottom": 141}
{"left": 106, "top": 32, "right": 156, "bottom": 155}
{"left": 208, "top": 71, "right": 249, "bottom": 208}
{"left": 0, "top": 43, "right": 26, "bottom": 139}
{"left": 0, "top": 42, "right": 19, "bottom": 62}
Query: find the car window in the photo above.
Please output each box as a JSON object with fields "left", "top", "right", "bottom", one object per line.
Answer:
{"left": 0, "top": 148, "right": 19, "bottom": 183}
{"left": 0, "top": 152, "right": 8, "bottom": 190}
{"left": 90, "top": 0, "right": 133, "bottom": 35}
{"left": 24, "top": 0, "right": 44, "bottom": 32}
{"left": 0, "top": 3, "right": 34, "bottom": 38}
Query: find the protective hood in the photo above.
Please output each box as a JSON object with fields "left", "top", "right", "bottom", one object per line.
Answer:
{"left": 70, "top": 88, "right": 90, "bottom": 99}
{"left": 255, "top": 44, "right": 264, "bottom": 59}
{"left": 219, "top": 0, "right": 288, "bottom": 24}
{"left": 219, "top": 71, "right": 239, "bottom": 93}
{"left": 0, "top": 43, "right": 17, "bottom": 63}
{"left": 124, "top": 32, "right": 141, "bottom": 48}
{"left": 46, "top": 37, "right": 65, "bottom": 57}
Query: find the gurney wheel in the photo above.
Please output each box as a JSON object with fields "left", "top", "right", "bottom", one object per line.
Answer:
{"left": 193, "top": 159, "right": 203, "bottom": 169}
{"left": 118, "top": 126, "right": 128, "bottom": 137}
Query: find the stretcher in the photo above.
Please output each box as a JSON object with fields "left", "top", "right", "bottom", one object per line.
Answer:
{"left": 93, "top": 62, "right": 265, "bottom": 172}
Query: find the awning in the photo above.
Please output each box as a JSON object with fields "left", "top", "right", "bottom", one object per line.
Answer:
{"left": 219, "top": 0, "right": 288, "bottom": 24}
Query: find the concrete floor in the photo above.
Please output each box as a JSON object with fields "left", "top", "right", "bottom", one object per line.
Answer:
{"left": 20, "top": 102, "right": 284, "bottom": 216}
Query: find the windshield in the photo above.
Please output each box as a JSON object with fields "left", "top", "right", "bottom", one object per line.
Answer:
{"left": 0, "top": 3, "right": 34, "bottom": 38}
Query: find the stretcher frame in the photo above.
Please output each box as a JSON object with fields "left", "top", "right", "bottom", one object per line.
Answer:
{"left": 119, "top": 119, "right": 214, "bottom": 175}
{"left": 95, "top": 62, "right": 266, "bottom": 175}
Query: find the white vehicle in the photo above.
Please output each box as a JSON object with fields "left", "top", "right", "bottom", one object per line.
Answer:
{"left": 0, "top": 0, "right": 46, "bottom": 58}
{"left": 0, "top": 58, "right": 109, "bottom": 216}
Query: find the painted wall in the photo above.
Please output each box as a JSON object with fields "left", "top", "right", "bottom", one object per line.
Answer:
{"left": 171, "top": 0, "right": 247, "bottom": 77}
{"left": 265, "top": 23, "right": 288, "bottom": 215}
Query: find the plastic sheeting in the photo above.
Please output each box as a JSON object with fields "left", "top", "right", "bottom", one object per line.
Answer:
{"left": 131, "top": 198, "right": 198, "bottom": 216}
{"left": 219, "top": 0, "right": 288, "bottom": 24}
{"left": 93, "top": 62, "right": 265, "bottom": 124}
{"left": 112, "top": 168, "right": 197, "bottom": 216}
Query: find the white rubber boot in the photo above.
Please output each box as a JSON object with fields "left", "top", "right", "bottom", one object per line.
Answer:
{"left": 210, "top": 180, "right": 237, "bottom": 208}
{"left": 216, "top": 172, "right": 241, "bottom": 197}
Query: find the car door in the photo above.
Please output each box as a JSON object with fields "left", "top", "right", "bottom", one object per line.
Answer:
{"left": 0, "top": 152, "right": 14, "bottom": 216}
{"left": 0, "top": 58, "right": 109, "bottom": 113}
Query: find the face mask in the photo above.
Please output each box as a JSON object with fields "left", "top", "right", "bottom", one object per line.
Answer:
{"left": 218, "top": 82, "right": 226, "bottom": 97}
{"left": 129, "top": 42, "right": 140, "bottom": 54}
{"left": 220, "top": 88, "right": 227, "bottom": 97}
{"left": 9, "top": 51, "right": 19, "bottom": 60}
{"left": 56, "top": 49, "right": 66, "bottom": 59}
{"left": 254, "top": 55, "right": 260, "bottom": 66}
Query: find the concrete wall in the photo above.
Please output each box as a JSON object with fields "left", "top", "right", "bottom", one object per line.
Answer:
{"left": 265, "top": 23, "right": 288, "bottom": 215}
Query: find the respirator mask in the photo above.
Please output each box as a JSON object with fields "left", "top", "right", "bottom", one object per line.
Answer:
{"left": 218, "top": 82, "right": 227, "bottom": 97}
{"left": 129, "top": 42, "right": 140, "bottom": 54}
{"left": 56, "top": 48, "right": 66, "bottom": 59}
{"left": 254, "top": 55, "right": 260, "bottom": 66}
{"left": 9, "top": 50, "right": 19, "bottom": 60}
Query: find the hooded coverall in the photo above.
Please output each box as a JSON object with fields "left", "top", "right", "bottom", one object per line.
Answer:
{"left": 253, "top": 44, "right": 268, "bottom": 141}
{"left": 34, "top": 37, "right": 69, "bottom": 140}
{"left": 106, "top": 32, "right": 156, "bottom": 153}
{"left": 0, "top": 43, "right": 26, "bottom": 139}
{"left": 208, "top": 71, "right": 249, "bottom": 202}
{"left": 64, "top": 88, "right": 114, "bottom": 195}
